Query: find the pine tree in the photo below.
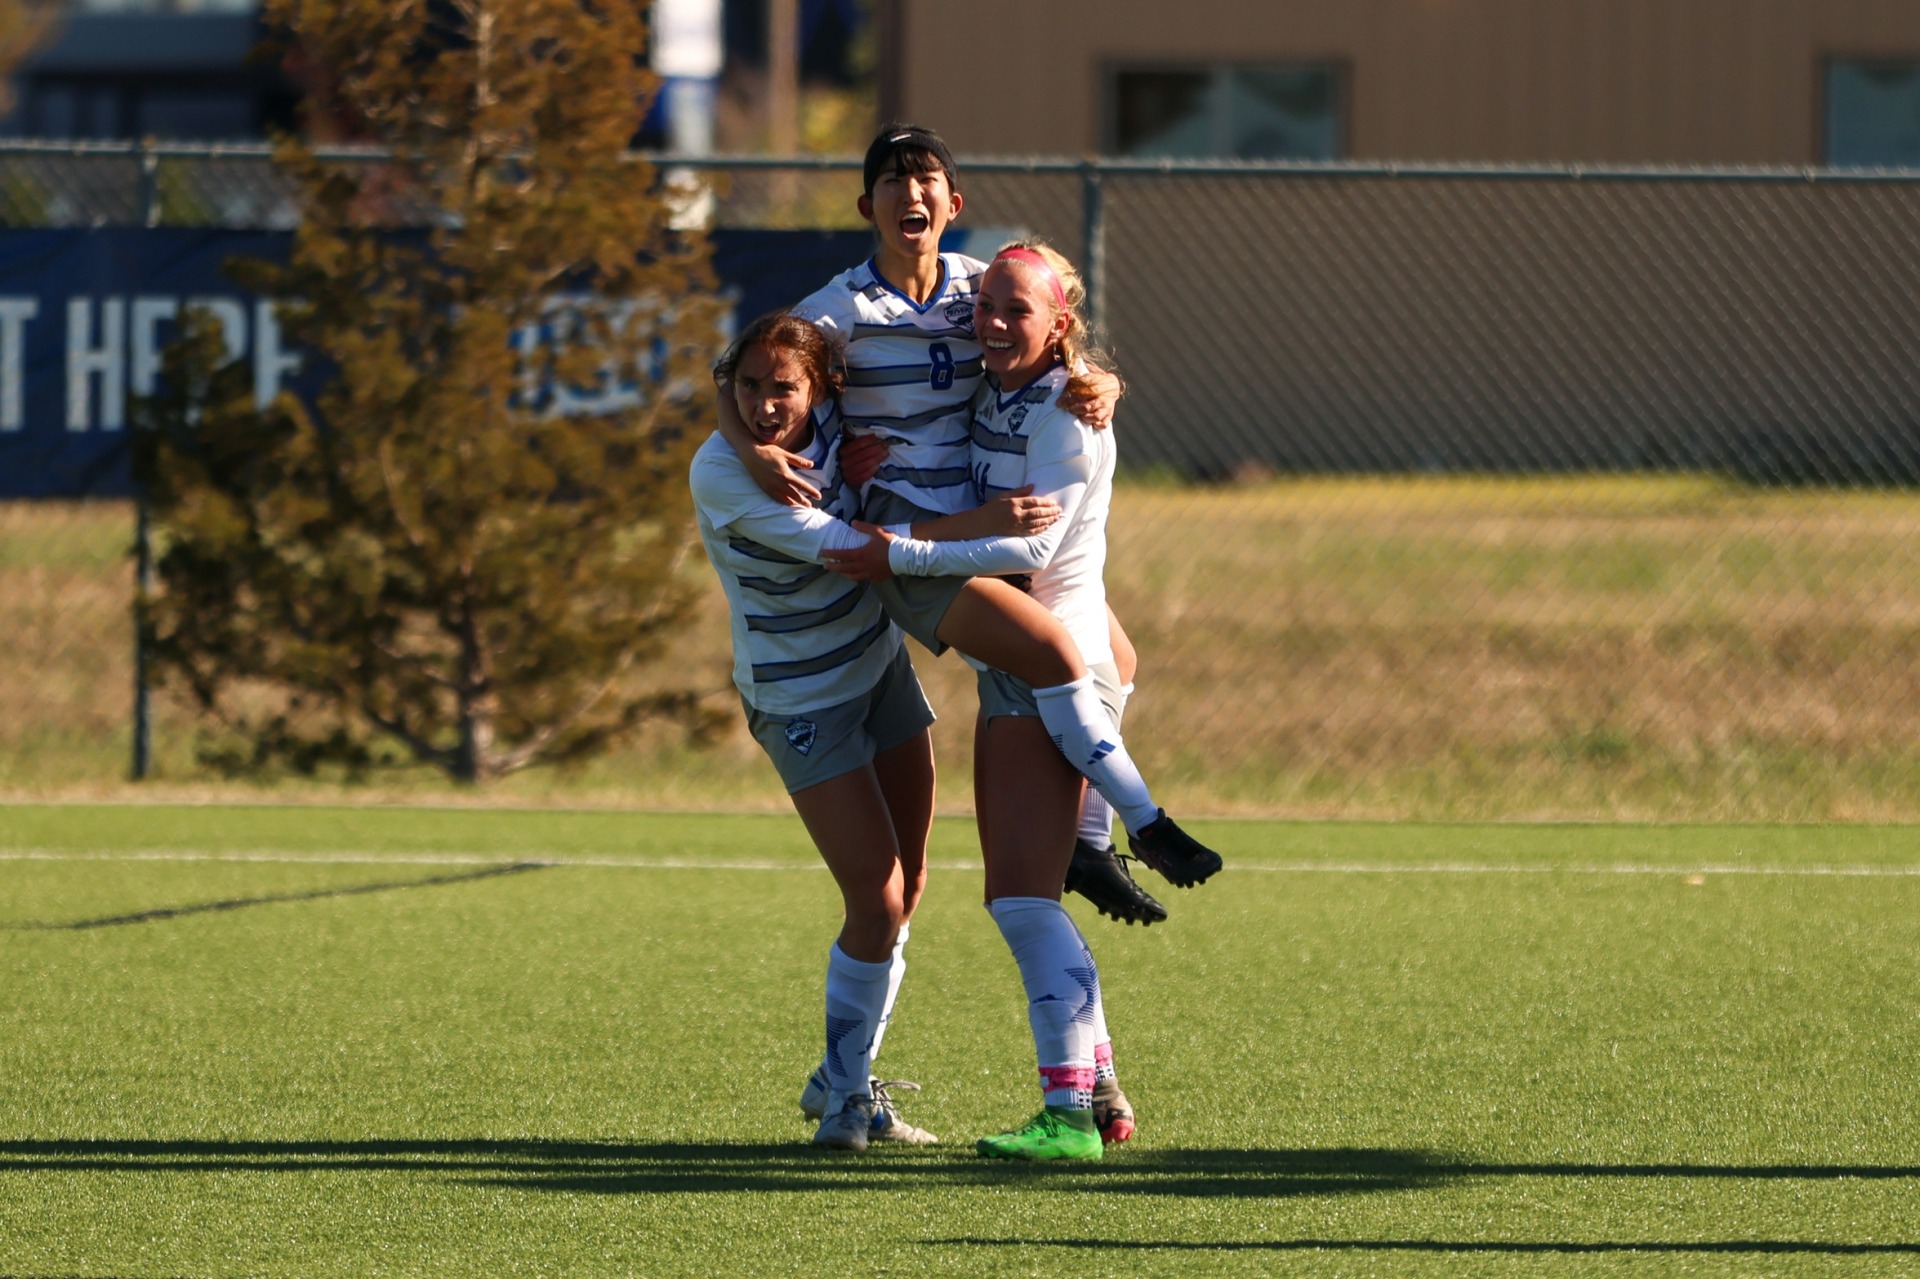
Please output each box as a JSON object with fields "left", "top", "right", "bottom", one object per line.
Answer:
{"left": 136, "top": 0, "right": 725, "bottom": 783}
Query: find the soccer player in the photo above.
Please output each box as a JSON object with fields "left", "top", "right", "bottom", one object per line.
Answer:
{"left": 823, "top": 241, "right": 1146, "bottom": 1159}
{"left": 714, "top": 124, "right": 1214, "bottom": 928}
{"left": 690, "top": 311, "right": 1061, "bottom": 1151}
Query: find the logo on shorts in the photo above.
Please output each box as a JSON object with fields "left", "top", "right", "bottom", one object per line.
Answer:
{"left": 784, "top": 719, "right": 818, "bottom": 755}
{"left": 944, "top": 298, "right": 975, "bottom": 333}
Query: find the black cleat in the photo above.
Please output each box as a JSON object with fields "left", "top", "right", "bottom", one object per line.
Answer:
{"left": 1065, "top": 839, "right": 1168, "bottom": 926}
{"left": 1127, "top": 809, "right": 1223, "bottom": 888}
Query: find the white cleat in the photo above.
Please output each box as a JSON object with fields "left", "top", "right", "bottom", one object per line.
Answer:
{"left": 870, "top": 1079, "right": 938, "bottom": 1145}
{"left": 799, "top": 1067, "right": 830, "bottom": 1121}
{"left": 811, "top": 1092, "right": 875, "bottom": 1151}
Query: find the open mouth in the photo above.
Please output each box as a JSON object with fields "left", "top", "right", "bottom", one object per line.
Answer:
{"left": 900, "top": 212, "right": 930, "bottom": 236}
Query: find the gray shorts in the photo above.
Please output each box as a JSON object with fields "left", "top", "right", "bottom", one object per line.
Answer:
{"left": 744, "top": 645, "right": 936, "bottom": 793}
{"left": 862, "top": 487, "right": 966, "bottom": 655}
{"left": 977, "top": 659, "right": 1127, "bottom": 726}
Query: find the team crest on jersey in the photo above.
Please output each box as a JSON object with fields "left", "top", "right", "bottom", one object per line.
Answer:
{"left": 1008, "top": 405, "right": 1031, "bottom": 433}
{"left": 784, "top": 719, "right": 818, "bottom": 755}
{"left": 944, "top": 298, "right": 975, "bottom": 333}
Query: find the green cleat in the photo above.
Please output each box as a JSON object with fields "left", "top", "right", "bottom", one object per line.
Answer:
{"left": 975, "top": 1106, "right": 1104, "bottom": 1161}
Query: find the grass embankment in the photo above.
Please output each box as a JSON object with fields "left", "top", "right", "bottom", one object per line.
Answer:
{"left": 7, "top": 475, "right": 1920, "bottom": 818}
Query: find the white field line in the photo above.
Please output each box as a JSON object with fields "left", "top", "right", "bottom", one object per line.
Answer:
{"left": 2, "top": 849, "right": 1920, "bottom": 877}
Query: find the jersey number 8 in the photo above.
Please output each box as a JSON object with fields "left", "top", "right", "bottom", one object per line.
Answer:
{"left": 929, "top": 342, "right": 954, "bottom": 391}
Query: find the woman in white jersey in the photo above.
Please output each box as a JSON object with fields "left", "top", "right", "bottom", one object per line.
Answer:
{"left": 690, "top": 312, "right": 1061, "bottom": 1152}
{"left": 824, "top": 242, "right": 1144, "bottom": 1161}
{"left": 715, "top": 124, "right": 1221, "bottom": 914}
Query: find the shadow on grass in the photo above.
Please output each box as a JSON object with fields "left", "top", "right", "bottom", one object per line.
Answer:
{"left": 934, "top": 1237, "right": 1920, "bottom": 1257}
{"left": 4, "top": 1139, "right": 1919, "bottom": 1204}
{"left": 4, "top": 862, "right": 549, "bottom": 930}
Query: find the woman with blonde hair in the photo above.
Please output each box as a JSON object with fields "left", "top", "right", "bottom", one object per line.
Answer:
{"left": 825, "top": 241, "right": 1155, "bottom": 1159}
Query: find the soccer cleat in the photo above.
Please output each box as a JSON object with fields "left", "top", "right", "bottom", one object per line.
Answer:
{"left": 811, "top": 1092, "right": 875, "bottom": 1151}
{"left": 1091, "top": 1078, "right": 1136, "bottom": 1145}
{"left": 1065, "top": 839, "right": 1168, "bottom": 926}
{"left": 799, "top": 1066, "right": 830, "bottom": 1121}
{"left": 869, "top": 1078, "right": 938, "bottom": 1144}
{"left": 1127, "top": 809, "right": 1223, "bottom": 888}
{"left": 803, "top": 1071, "right": 936, "bottom": 1143}
{"left": 975, "top": 1106, "right": 1104, "bottom": 1161}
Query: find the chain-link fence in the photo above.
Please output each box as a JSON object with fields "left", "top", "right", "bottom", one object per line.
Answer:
{"left": 6, "top": 141, "right": 1920, "bottom": 819}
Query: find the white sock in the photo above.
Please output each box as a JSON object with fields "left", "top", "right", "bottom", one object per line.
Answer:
{"left": 867, "top": 920, "right": 909, "bottom": 1065}
{"left": 822, "top": 943, "right": 891, "bottom": 1098}
{"left": 816, "top": 923, "right": 908, "bottom": 1084}
{"left": 1076, "top": 791, "right": 1115, "bottom": 849}
{"left": 1032, "top": 676, "right": 1159, "bottom": 836}
{"left": 1075, "top": 681, "right": 1130, "bottom": 846}
{"left": 1066, "top": 913, "right": 1111, "bottom": 1049}
{"left": 989, "top": 896, "right": 1099, "bottom": 1110}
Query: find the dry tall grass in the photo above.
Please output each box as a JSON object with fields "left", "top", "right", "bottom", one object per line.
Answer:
{"left": 9, "top": 477, "right": 1920, "bottom": 819}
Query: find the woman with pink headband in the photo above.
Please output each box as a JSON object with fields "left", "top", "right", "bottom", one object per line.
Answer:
{"left": 714, "top": 125, "right": 1217, "bottom": 931}
{"left": 825, "top": 240, "right": 1157, "bottom": 1161}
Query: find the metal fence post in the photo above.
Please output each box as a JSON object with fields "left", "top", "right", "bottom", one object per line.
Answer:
{"left": 131, "top": 138, "right": 158, "bottom": 780}
{"left": 1080, "top": 158, "right": 1105, "bottom": 335}
{"left": 132, "top": 497, "right": 152, "bottom": 780}
{"left": 137, "top": 139, "right": 159, "bottom": 229}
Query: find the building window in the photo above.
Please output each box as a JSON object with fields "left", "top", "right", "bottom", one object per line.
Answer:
{"left": 1110, "top": 64, "right": 1340, "bottom": 160}
{"left": 1825, "top": 59, "right": 1920, "bottom": 167}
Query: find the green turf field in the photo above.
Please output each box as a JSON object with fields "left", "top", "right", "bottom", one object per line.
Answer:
{"left": 3, "top": 804, "right": 1918, "bottom": 1277}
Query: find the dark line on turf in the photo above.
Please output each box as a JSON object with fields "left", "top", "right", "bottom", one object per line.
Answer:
{"left": 6, "top": 862, "right": 549, "bottom": 931}
{"left": 932, "top": 1237, "right": 1920, "bottom": 1256}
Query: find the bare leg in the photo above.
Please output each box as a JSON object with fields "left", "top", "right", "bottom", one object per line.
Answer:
{"left": 936, "top": 577, "right": 1085, "bottom": 688}
{"left": 788, "top": 763, "right": 911, "bottom": 962}
{"left": 1106, "top": 605, "right": 1138, "bottom": 686}
{"left": 870, "top": 728, "right": 935, "bottom": 924}
{"left": 979, "top": 715, "right": 1084, "bottom": 903}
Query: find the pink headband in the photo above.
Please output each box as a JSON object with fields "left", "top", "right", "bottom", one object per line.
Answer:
{"left": 991, "top": 247, "right": 1068, "bottom": 312}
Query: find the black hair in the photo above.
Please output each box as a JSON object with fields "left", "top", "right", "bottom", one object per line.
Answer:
{"left": 861, "top": 122, "right": 958, "bottom": 196}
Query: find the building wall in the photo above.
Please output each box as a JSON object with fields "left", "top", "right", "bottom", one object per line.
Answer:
{"left": 891, "top": 0, "right": 1920, "bottom": 164}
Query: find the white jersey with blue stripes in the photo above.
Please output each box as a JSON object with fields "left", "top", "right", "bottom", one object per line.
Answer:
{"left": 690, "top": 403, "right": 903, "bottom": 715}
{"left": 968, "top": 366, "right": 1116, "bottom": 665}
{"left": 791, "top": 252, "right": 986, "bottom": 516}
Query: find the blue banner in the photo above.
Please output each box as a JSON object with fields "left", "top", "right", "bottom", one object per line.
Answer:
{"left": 0, "top": 227, "right": 874, "bottom": 498}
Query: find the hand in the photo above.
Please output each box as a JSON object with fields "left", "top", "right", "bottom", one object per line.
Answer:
{"left": 839, "top": 433, "right": 890, "bottom": 489}
{"left": 746, "top": 443, "right": 820, "bottom": 506}
{"left": 1056, "top": 364, "right": 1123, "bottom": 432}
{"left": 982, "top": 485, "right": 1063, "bottom": 536}
{"left": 820, "top": 520, "right": 896, "bottom": 582}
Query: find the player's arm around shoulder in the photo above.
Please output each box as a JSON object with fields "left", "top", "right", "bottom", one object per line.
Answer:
{"left": 689, "top": 433, "right": 766, "bottom": 532}
{"left": 1056, "top": 363, "right": 1122, "bottom": 432}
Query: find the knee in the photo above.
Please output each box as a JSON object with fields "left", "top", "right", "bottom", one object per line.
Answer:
{"left": 843, "top": 884, "right": 907, "bottom": 946}
{"left": 1033, "top": 639, "right": 1084, "bottom": 688}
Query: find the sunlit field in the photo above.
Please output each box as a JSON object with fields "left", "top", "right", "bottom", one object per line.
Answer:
{"left": 2, "top": 804, "right": 1917, "bottom": 1277}
{"left": 8, "top": 474, "right": 1920, "bottom": 820}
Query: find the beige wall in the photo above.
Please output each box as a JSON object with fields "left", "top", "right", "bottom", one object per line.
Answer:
{"left": 889, "top": 0, "right": 1920, "bottom": 164}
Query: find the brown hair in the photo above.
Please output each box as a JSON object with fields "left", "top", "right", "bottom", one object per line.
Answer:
{"left": 712, "top": 310, "right": 845, "bottom": 403}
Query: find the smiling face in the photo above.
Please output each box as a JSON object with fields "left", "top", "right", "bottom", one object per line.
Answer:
{"left": 859, "top": 160, "right": 962, "bottom": 268}
{"left": 730, "top": 342, "right": 817, "bottom": 453}
{"left": 974, "top": 259, "right": 1069, "bottom": 391}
